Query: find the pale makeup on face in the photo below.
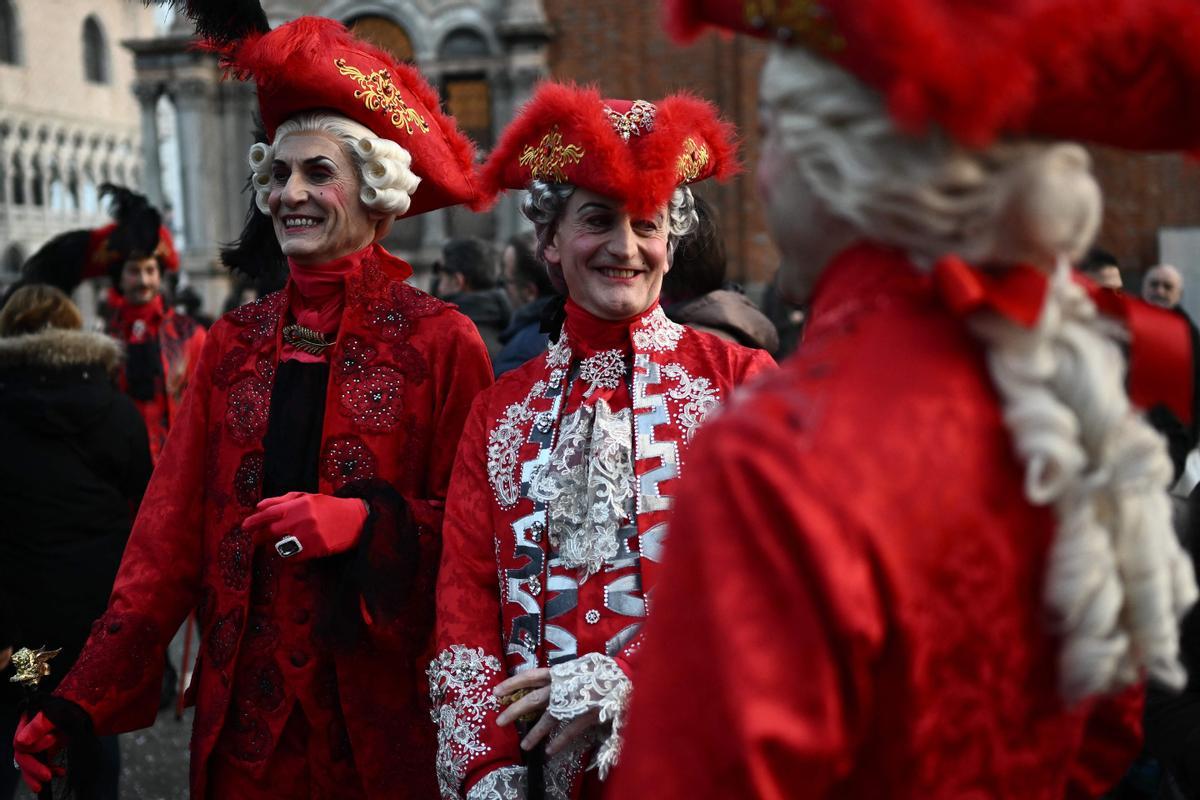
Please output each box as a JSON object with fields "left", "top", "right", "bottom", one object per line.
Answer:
{"left": 267, "top": 131, "right": 383, "bottom": 265}
{"left": 119, "top": 256, "right": 162, "bottom": 306}
{"left": 544, "top": 188, "right": 671, "bottom": 321}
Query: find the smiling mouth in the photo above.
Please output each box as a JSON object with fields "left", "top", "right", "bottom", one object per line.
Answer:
{"left": 283, "top": 216, "right": 323, "bottom": 231}
{"left": 597, "top": 267, "right": 640, "bottom": 279}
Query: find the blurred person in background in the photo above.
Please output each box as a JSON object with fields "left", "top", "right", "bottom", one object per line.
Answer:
{"left": 1145, "top": 264, "right": 1185, "bottom": 310}
{"left": 0, "top": 285, "right": 151, "bottom": 800}
{"left": 614, "top": 1, "right": 1200, "bottom": 797}
{"left": 434, "top": 236, "right": 511, "bottom": 362}
{"left": 661, "top": 195, "right": 779, "bottom": 356}
{"left": 493, "top": 231, "right": 556, "bottom": 376}
{"left": 1080, "top": 246, "right": 1125, "bottom": 291}
{"left": 19, "top": 184, "right": 205, "bottom": 463}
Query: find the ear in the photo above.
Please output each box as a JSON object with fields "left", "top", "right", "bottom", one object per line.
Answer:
{"left": 372, "top": 214, "right": 395, "bottom": 242}
{"left": 543, "top": 230, "right": 562, "bottom": 268}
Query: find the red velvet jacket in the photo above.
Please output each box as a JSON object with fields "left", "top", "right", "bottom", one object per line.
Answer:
{"left": 433, "top": 302, "right": 774, "bottom": 799}
{"left": 108, "top": 294, "right": 206, "bottom": 462}
{"left": 56, "top": 246, "right": 493, "bottom": 798}
{"left": 610, "top": 244, "right": 1150, "bottom": 799}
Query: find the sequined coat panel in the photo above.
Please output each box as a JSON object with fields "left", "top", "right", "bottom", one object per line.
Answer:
{"left": 433, "top": 307, "right": 775, "bottom": 799}
{"left": 610, "top": 244, "right": 1144, "bottom": 799}
{"left": 54, "top": 251, "right": 494, "bottom": 799}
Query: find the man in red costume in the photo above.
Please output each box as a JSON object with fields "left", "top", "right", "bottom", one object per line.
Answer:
{"left": 430, "top": 83, "right": 774, "bottom": 800}
{"left": 12, "top": 6, "right": 492, "bottom": 798}
{"left": 102, "top": 191, "right": 204, "bottom": 462}
{"left": 612, "top": 1, "right": 1200, "bottom": 798}
{"left": 18, "top": 184, "right": 204, "bottom": 462}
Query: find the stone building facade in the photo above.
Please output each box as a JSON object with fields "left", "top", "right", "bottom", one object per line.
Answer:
{"left": 0, "top": 0, "right": 158, "bottom": 282}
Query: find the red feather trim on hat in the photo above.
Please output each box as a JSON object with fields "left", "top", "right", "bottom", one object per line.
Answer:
{"left": 482, "top": 82, "right": 739, "bottom": 217}
{"left": 217, "top": 17, "right": 483, "bottom": 214}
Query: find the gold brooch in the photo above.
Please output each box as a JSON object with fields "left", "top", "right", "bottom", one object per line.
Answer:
{"left": 9, "top": 647, "right": 61, "bottom": 689}
{"left": 676, "top": 137, "right": 711, "bottom": 183}
{"left": 334, "top": 58, "right": 431, "bottom": 136}
{"left": 605, "top": 99, "right": 657, "bottom": 142}
{"left": 519, "top": 127, "right": 586, "bottom": 183}
{"left": 743, "top": 0, "right": 844, "bottom": 51}
{"left": 283, "top": 324, "right": 336, "bottom": 356}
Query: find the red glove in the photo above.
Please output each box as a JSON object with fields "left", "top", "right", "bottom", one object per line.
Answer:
{"left": 244, "top": 492, "right": 369, "bottom": 560}
{"left": 13, "top": 712, "right": 65, "bottom": 793}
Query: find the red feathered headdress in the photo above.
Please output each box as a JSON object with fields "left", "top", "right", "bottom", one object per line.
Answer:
{"left": 665, "top": 0, "right": 1200, "bottom": 151}
{"left": 217, "top": 16, "right": 482, "bottom": 214}
{"left": 481, "top": 82, "right": 739, "bottom": 217}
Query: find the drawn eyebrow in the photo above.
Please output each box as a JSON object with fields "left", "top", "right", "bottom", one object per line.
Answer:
{"left": 578, "top": 202, "right": 614, "bottom": 213}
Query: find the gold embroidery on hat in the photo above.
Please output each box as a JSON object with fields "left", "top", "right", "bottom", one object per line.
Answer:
{"left": 519, "top": 127, "right": 586, "bottom": 183}
{"left": 334, "top": 58, "right": 431, "bottom": 135}
{"left": 604, "top": 100, "right": 657, "bottom": 142}
{"left": 743, "top": 0, "right": 844, "bottom": 51}
{"left": 676, "top": 137, "right": 710, "bottom": 183}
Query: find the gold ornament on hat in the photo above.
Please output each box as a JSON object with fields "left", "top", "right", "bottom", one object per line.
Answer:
{"left": 743, "top": 0, "right": 844, "bottom": 50}
{"left": 9, "top": 647, "right": 61, "bottom": 689}
{"left": 604, "top": 99, "right": 658, "bottom": 142}
{"left": 676, "top": 137, "right": 711, "bottom": 183}
{"left": 519, "top": 127, "right": 586, "bottom": 183}
{"left": 334, "top": 58, "right": 431, "bottom": 136}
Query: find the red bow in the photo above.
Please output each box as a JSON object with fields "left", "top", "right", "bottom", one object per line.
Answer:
{"left": 933, "top": 254, "right": 1194, "bottom": 426}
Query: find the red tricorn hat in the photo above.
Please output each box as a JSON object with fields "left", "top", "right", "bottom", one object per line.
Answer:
{"left": 481, "top": 82, "right": 739, "bottom": 217}
{"left": 665, "top": 0, "right": 1200, "bottom": 151}
{"left": 217, "top": 16, "right": 482, "bottom": 215}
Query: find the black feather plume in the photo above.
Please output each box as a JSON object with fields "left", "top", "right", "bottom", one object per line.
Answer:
{"left": 99, "top": 183, "right": 162, "bottom": 264}
{"left": 18, "top": 229, "right": 93, "bottom": 295}
{"left": 144, "top": 0, "right": 270, "bottom": 48}
{"left": 220, "top": 125, "right": 286, "bottom": 289}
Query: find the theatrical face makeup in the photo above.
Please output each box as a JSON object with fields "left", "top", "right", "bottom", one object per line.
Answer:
{"left": 267, "top": 131, "right": 381, "bottom": 265}
{"left": 544, "top": 188, "right": 671, "bottom": 320}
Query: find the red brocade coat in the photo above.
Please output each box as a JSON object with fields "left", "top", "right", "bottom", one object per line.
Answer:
{"left": 433, "top": 302, "right": 774, "bottom": 799}
{"left": 54, "top": 247, "right": 492, "bottom": 798}
{"left": 609, "top": 244, "right": 1151, "bottom": 799}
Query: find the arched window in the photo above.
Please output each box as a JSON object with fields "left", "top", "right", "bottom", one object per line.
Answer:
{"left": 30, "top": 160, "right": 43, "bottom": 207}
{"left": 10, "top": 154, "right": 23, "bottom": 205}
{"left": 82, "top": 16, "right": 109, "bottom": 84}
{"left": 347, "top": 15, "right": 413, "bottom": 62}
{"left": 3, "top": 243, "right": 24, "bottom": 275}
{"left": 438, "top": 28, "right": 489, "bottom": 60}
{"left": 0, "top": 0, "right": 19, "bottom": 65}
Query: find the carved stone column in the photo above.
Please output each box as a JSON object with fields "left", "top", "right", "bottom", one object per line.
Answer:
{"left": 172, "top": 77, "right": 219, "bottom": 266}
{"left": 133, "top": 83, "right": 165, "bottom": 209}
{"left": 497, "top": 0, "right": 550, "bottom": 242}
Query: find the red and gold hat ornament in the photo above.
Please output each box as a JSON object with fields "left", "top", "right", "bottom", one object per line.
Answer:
{"left": 665, "top": 0, "right": 1200, "bottom": 151}
{"left": 211, "top": 16, "right": 482, "bottom": 215}
{"left": 481, "top": 82, "right": 739, "bottom": 217}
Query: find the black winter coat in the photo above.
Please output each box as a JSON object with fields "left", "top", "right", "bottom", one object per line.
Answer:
{"left": 0, "top": 329, "right": 151, "bottom": 703}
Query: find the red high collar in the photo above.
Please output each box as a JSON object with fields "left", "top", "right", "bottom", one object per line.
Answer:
{"left": 563, "top": 297, "right": 662, "bottom": 359}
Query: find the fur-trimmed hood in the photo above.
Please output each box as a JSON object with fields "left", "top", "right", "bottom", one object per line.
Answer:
{"left": 0, "top": 328, "right": 123, "bottom": 372}
{"left": 0, "top": 329, "right": 126, "bottom": 438}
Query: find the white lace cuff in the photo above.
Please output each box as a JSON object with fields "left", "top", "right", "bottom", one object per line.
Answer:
{"left": 547, "top": 652, "right": 632, "bottom": 779}
{"left": 466, "top": 765, "right": 528, "bottom": 800}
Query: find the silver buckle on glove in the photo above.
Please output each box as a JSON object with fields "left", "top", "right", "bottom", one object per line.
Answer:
{"left": 274, "top": 535, "right": 303, "bottom": 558}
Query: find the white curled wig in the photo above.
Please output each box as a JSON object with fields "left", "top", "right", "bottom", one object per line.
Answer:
{"left": 520, "top": 181, "right": 699, "bottom": 293}
{"left": 761, "top": 44, "right": 1197, "bottom": 703}
{"left": 248, "top": 112, "right": 422, "bottom": 218}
